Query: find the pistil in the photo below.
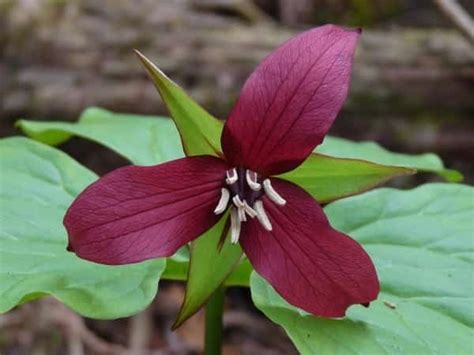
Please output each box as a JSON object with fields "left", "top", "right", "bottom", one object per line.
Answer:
{"left": 226, "top": 168, "right": 238, "bottom": 184}
{"left": 245, "top": 170, "right": 261, "bottom": 191}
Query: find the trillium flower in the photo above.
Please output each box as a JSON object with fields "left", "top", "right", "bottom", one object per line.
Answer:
{"left": 65, "top": 25, "right": 379, "bottom": 317}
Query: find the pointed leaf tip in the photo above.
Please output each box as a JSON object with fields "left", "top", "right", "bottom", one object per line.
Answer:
{"left": 172, "top": 216, "right": 242, "bottom": 329}
{"left": 134, "top": 50, "right": 171, "bottom": 83}
{"left": 135, "top": 49, "right": 223, "bottom": 157}
{"left": 280, "top": 153, "right": 417, "bottom": 204}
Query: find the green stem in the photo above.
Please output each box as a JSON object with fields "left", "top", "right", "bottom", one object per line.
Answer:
{"left": 204, "top": 288, "right": 225, "bottom": 355}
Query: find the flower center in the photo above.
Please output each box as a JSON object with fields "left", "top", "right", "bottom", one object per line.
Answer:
{"left": 213, "top": 167, "right": 286, "bottom": 244}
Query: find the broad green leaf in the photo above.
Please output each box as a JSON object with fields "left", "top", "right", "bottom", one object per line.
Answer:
{"left": 135, "top": 50, "right": 223, "bottom": 156}
{"left": 317, "top": 136, "right": 462, "bottom": 182}
{"left": 0, "top": 137, "right": 166, "bottom": 319}
{"left": 17, "top": 107, "right": 183, "bottom": 165}
{"left": 160, "top": 258, "right": 190, "bottom": 282}
{"left": 173, "top": 216, "right": 243, "bottom": 328}
{"left": 251, "top": 183, "right": 473, "bottom": 354}
{"left": 280, "top": 153, "right": 414, "bottom": 203}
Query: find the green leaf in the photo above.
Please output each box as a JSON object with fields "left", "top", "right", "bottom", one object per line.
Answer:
{"left": 0, "top": 137, "right": 166, "bottom": 319}
{"left": 161, "top": 251, "right": 252, "bottom": 288}
{"left": 18, "top": 112, "right": 460, "bottom": 185}
{"left": 280, "top": 153, "right": 415, "bottom": 203}
{"left": 135, "top": 51, "right": 245, "bottom": 325}
{"left": 19, "top": 112, "right": 458, "bottom": 203}
{"left": 135, "top": 50, "right": 223, "bottom": 157}
{"left": 173, "top": 215, "right": 243, "bottom": 328}
{"left": 17, "top": 107, "right": 183, "bottom": 166}
{"left": 251, "top": 183, "right": 473, "bottom": 354}
{"left": 225, "top": 259, "right": 253, "bottom": 287}
{"left": 316, "top": 136, "right": 462, "bottom": 182}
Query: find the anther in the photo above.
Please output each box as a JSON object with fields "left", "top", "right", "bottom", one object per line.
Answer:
{"left": 214, "top": 188, "right": 230, "bottom": 215}
{"left": 254, "top": 200, "right": 272, "bottom": 231}
{"left": 238, "top": 207, "right": 247, "bottom": 222}
{"left": 226, "top": 168, "right": 238, "bottom": 185}
{"left": 245, "top": 170, "right": 261, "bottom": 191}
{"left": 243, "top": 201, "right": 257, "bottom": 218}
{"left": 232, "top": 195, "right": 245, "bottom": 208}
{"left": 262, "top": 179, "right": 286, "bottom": 206}
{"left": 230, "top": 207, "right": 241, "bottom": 244}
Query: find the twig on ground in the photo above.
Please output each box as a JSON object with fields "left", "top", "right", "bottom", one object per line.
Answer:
{"left": 46, "top": 299, "right": 129, "bottom": 355}
{"left": 1, "top": 298, "right": 130, "bottom": 355}
{"left": 128, "top": 306, "right": 153, "bottom": 354}
{"left": 192, "top": 0, "right": 273, "bottom": 24}
{"left": 434, "top": 0, "right": 474, "bottom": 44}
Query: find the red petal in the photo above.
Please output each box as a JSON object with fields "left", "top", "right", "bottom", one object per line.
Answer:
{"left": 240, "top": 179, "right": 379, "bottom": 317}
{"left": 64, "top": 156, "right": 228, "bottom": 265}
{"left": 222, "top": 25, "right": 360, "bottom": 176}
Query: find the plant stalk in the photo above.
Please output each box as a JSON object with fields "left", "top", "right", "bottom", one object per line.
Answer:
{"left": 204, "top": 288, "right": 225, "bottom": 355}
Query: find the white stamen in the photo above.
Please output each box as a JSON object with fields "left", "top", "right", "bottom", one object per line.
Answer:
{"left": 230, "top": 207, "right": 241, "bottom": 244}
{"left": 226, "top": 168, "right": 238, "bottom": 185}
{"left": 214, "top": 188, "right": 230, "bottom": 214}
{"left": 245, "top": 170, "right": 261, "bottom": 191}
{"left": 238, "top": 207, "right": 247, "bottom": 222}
{"left": 254, "top": 200, "right": 272, "bottom": 231}
{"left": 232, "top": 195, "right": 245, "bottom": 208}
{"left": 243, "top": 201, "right": 257, "bottom": 218}
{"left": 263, "top": 179, "right": 286, "bottom": 206}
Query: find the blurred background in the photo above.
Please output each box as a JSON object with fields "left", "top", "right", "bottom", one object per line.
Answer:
{"left": 1, "top": 0, "right": 473, "bottom": 354}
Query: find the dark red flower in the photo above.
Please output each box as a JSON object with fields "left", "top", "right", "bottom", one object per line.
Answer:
{"left": 65, "top": 25, "right": 379, "bottom": 317}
